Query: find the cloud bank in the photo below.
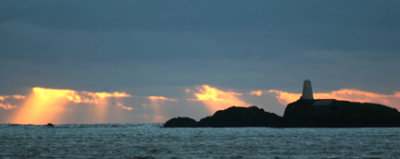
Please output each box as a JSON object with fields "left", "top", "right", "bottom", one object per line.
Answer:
{"left": 188, "top": 85, "right": 250, "bottom": 113}
{"left": 1, "top": 85, "right": 400, "bottom": 124}
{"left": 9, "top": 87, "right": 132, "bottom": 124}
{"left": 0, "top": 95, "right": 26, "bottom": 110}
{"left": 146, "top": 96, "right": 178, "bottom": 122}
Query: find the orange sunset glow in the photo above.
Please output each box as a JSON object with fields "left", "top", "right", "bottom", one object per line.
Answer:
{"left": 0, "top": 95, "right": 26, "bottom": 110}
{"left": 2, "top": 85, "right": 400, "bottom": 124}
{"left": 249, "top": 90, "right": 263, "bottom": 96}
{"left": 191, "top": 85, "right": 250, "bottom": 113}
{"left": 147, "top": 96, "right": 177, "bottom": 122}
{"left": 10, "top": 87, "right": 132, "bottom": 124}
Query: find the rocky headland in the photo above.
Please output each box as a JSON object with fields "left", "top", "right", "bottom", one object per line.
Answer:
{"left": 164, "top": 99, "right": 400, "bottom": 128}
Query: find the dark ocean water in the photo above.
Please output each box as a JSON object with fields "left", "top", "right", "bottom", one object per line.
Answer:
{"left": 0, "top": 124, "right": 399, "bottom": 159}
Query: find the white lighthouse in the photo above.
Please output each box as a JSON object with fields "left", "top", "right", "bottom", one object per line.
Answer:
{"left": 301, "top": 79, "right": 313, "bottom": 100}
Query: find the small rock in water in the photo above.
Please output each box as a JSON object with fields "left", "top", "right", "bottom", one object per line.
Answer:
{"left": 46, "top": 123, "right": 54, "bottom": 127}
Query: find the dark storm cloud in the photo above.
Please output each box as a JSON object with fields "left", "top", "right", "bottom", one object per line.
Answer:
{"left": 1, "top": 0, "right": 400, "bottom": 123}
{"left": 0, "top": 0, "right": 399, "bottom": 94}
{"left": 2, "top": 0, "right": 400, "bottom": 30}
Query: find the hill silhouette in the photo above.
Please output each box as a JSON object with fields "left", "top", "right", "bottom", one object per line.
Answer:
{"left": 164, "top": 99, "right": 400, "bottom": 128}
{"left": 284, "top": 99, "right": 400, "bottom": 127}
{"left": 197, "top": 106, "right": 282, "bottom": 127}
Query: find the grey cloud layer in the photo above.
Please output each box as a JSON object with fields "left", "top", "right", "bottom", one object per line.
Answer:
{"left": 0, "top": 0, "right": 399, "bottom": 96}
{"left": 2, "top": 1, "right": 399, "bottom": 30}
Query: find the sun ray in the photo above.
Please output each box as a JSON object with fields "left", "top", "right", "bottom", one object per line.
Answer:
{"left": 147, "top": 96, "right": 177, "bottom": 122}
{"left": 10, "top": 87, "right": 132, "bottom": 124}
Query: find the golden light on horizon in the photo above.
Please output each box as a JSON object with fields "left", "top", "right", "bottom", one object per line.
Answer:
{"left": 116, "top": 102, "right": 133, "bottom": 111}
{"left": 0, "top": 94, "right": 25, "bottom": 110}
{"left": 10, "top": 87, "right": 132, "bottom": 125}
{"left": 250, "top": 90, "right": 263, "bottom": 96}
{"left": 4, "top": 85, "right": 400, "bottom": 124}
{"left": 267, "top": 89, "right": 301, "bottom": 106}
{"left": 148, "top": 96, "right": 177, "bottom": 102}
{"left": 191, "top": 85, "right": 250, "bottom": 113}
{"left": 0, "top": 103, "right": 18, "bottom": 110}
{"left": 0, "top": 95, "right": 26, "bottom": 101}
{"left": 147, "top": 96, "right": 177, "bottom": 122}
{"left": 11, "top": 87, "right": 71, "bottom": 124}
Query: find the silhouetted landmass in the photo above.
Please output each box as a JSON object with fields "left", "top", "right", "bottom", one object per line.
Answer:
{"left": 46, "top": 123, "right": 54, "bottom": 127}
{"left": 164, "top": 99, "right": 400, "bottom": 128}
{"left": 163, "top": 117, "right": 197, "bottom": 127}
{"left": 197, "top": 106, "right": 283, "bottom": 127}
{"left": 164, "top": 106, "right": 283, "bottom": 128}
{"left": 284, "top": 99, "right": 400, "bottom": 127}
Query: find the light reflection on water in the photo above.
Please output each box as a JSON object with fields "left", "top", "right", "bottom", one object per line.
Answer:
{"left": 1, "top": 124, "right": 400, "bottom": 158}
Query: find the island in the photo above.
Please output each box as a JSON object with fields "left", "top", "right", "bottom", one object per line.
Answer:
{"left": 164, "top": 80, "right": 400, "bottom": 128}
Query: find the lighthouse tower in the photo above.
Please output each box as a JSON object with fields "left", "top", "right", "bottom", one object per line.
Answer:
{"left": 301, "top": 79, "right": 313, "bottom": 100}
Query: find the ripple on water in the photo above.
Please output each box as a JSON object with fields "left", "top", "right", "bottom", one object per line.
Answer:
{"left": 1, "top": 125, "right": 400, "bottom": 158}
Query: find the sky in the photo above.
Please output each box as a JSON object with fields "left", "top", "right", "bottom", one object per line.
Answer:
{"left": 1, "top": 0, "right": 400, "bottom": 124}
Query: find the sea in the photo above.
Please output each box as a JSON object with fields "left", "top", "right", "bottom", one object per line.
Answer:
{"left": 1, "top": 124, "right": 399, "bottom": 159}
